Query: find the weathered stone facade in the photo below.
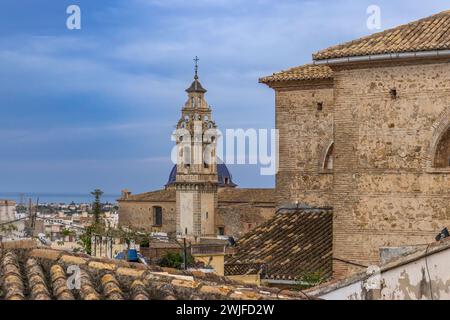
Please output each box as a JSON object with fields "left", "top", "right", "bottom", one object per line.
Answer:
{"left": 274, "top": 79, "right": 335, "bottom": 207}
{"left": 118, "top": 191, "right": 177, "bottom": 234}
{"left": 331, "top": 60, "right": 450, "bottom": 276}
{"left": 262, "top": 10, "right": 450, "bottom": 278}
{"left": 265, "top": 62, "right": 450, "bottom": 277}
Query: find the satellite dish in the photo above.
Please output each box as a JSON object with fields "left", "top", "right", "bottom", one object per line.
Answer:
{"left": 37, "top": 233, "right": 51, "bottom": 246}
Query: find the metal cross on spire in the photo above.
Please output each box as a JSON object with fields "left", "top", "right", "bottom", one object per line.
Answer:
{"left": 193, "top": 56, "right": 199, "bottom": 79}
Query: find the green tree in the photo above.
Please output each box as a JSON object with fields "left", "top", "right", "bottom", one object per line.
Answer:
{"left": 78, "top": 189, "right": 105, "bottom": 255}
{"left": 295, "top": 270, "right": 324, "bottom": 290}
{"left": 158, "top": 252, "right": 184, "bottom": 269}
{"left": 158, "top": 251, "right": 194, "bottom": 269}
{"left": 91, "top": 189, "right": 104, "bottom": 224}
{"left": 78, "top": 224, "right": 96, "bottom": 255}
{"left": 61, "top": 228, "right": 74, "bottom": 237}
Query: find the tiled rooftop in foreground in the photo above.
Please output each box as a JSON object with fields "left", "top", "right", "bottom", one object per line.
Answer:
{"left": 225, "top": 207, "right": 333, "bottom": 282}
{"left": 0, "top": 241, "right": 309, "bottom": 300}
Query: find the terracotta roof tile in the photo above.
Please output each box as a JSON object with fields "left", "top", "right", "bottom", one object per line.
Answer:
{"left": 259, "top": 64, "right": 333, "bottom": 84}
{"left": 0, "top": 246, "right": 308, "bottom": 300}
{"left": 314, "top": 10, "right": 450, "bottom": 60}
{"left": 121, "top": 188, "right": 275, "bottom": 204}
{"left": 121, "top": 189, "right": 176, "bottom": 202}
{"left": 218, "top": 188, "right": 275, "bottom": 204}
{"left": 225, "top": 208, "right": 333, "bottom": 281}
{"left": 50, "top": 264, "right": 75, "bottom": 300}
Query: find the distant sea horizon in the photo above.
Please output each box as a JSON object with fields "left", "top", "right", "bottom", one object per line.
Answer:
{"left": 0, "top": 192, "right": 121, "bottom": 204}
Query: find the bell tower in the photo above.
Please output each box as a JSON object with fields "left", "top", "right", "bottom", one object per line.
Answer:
{"left": 174, "top": 57, "right": 219, "bottom": 239}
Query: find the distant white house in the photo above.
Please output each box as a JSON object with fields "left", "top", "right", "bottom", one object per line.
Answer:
{"left": 0, "top": 200, "right": 16, "bottom": 223}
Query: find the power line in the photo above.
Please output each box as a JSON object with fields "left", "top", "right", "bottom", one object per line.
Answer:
{"left": 333, "top": 257, "right": 369, "bottom": 269}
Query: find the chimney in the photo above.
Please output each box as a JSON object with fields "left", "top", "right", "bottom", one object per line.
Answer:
{"left": 121, "top": 189, "right": 131, "bottom": 200}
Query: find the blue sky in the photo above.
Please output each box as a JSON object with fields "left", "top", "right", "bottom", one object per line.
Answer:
{"left": 0, "top": 0, "right": 448, "bottom": 195}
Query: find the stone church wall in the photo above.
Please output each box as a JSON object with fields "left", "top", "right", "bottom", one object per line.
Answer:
{"left": 216, "top": 204, "right": 274, "bottom": 239}
{"left": 331, "top": 60, "right": 450, "bottom": 277}
{"left": 272, "top": 60, "right": 450, "bottom": 278}
{"left": 118, "top": 201, "right": 177, "bottom": 234}
{"left": 275, "top": 80, "right": 335, "bottom": 207}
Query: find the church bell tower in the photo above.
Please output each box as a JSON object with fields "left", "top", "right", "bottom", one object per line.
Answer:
{"left": 174, "top": 57, "right": 218, "bottom": 239}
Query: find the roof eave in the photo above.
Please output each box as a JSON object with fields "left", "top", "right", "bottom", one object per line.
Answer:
{"left": 313, "top": 49, "right": 450, "bottom": 65}
{"left": 259, "top": 77, "right": 334, "bottom": 89}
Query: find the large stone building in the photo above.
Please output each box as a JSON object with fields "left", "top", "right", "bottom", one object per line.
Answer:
{"left": 261, "top": 10, "right": 450, "bottom": 277}
{"left": 119, "top": 66, "right": 275, "bottom": 238}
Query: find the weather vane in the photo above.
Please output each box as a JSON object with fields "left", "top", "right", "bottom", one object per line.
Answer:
{"left": 194, "top": 56, "right": 199, "bottom": 79}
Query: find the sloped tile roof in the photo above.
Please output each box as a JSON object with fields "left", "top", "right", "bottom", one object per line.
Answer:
{"left": 314, "top": 10, "right": 450, "bottom": 60}
{"left": 259, "top": 64, "right": 333, "bottom": 84}
{"left": 0, "top": 244, "right": 309, "bottom": 300}
{"left": 120, "top": 188, "right": 275, "bottom": 205}
{"left": 120, "top": 189, "right": 176, "bottom": 202}
{"left": 218, "top": 188, "right": 275, "bottom": 204}
{"left": 225, "top": 208, "right": 333, "bottom": 281}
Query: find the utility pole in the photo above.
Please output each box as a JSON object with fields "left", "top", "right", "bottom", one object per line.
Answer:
{"left": 26, "top": 198, "right": 32, "bottom": 237}
{"left": 31, "top": 198, "right": 38, "bottom": 237}
{"left": 26, "top": 198, "right": 38, "bottom": 237}
{"left": 183, "top": 238, "right": 188, "bottom": 270}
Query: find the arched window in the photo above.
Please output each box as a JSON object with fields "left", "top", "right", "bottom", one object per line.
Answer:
{"left": 153, "top": 206, "right": 163, "bottom": 226}
{"left": 323, "top": 142, "right": 334, "bottom": 171}
{"left": 183, "top": 145, "right": 191, "bottom": 168}
{"left": 434, "top": 127, "right": 450, "bottom": 168}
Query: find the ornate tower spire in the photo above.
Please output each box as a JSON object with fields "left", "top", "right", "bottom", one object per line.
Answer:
{"left": 174, "top": 59, "right": 218, "bottom": 239}
{"left": 186, "top": 56, "right": 207, "bottom": 94}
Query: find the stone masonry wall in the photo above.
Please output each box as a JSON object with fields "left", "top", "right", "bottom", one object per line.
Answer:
{"left": 332, "top": 60, "right": 450, "bottom": 277}
{"left": 275, "top": 80, "right": 335, "bottom": 207}
{"left": 216, "top": 204, "right": 274, "bottom": 239}
{"left": 118, "top": 201, "right": 176, "bottom": 234}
